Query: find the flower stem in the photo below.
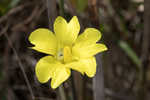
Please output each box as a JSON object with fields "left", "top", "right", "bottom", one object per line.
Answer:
{"left": 58, "top": 0, "right": 77, "bottom": 100}
{"left": 71, "top": 72, "right": 77, "bottom": 100}
{"left": 46, "top": 1, "right": 67, "bottom": 100}
{"left": 58, "top": 85, "right": 67, "bottom": 100}
{"left": 59, "top": 0, "right": 65, "bottom": 17}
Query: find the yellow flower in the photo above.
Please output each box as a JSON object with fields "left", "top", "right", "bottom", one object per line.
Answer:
{"left": 28, "top": 16, "right": 107, "bottom": 89}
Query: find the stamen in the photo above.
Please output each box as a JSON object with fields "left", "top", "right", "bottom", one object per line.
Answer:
{"left": 63, "top": 46, "right": 72, "bottom": 63}
{"left": 57, "top": 49, "right": 64, "bottom": 61}
{"left": 56, "top": 46, "right": 72, "bottom": 63}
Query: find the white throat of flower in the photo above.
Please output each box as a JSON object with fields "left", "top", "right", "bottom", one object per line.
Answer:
{"left": 56, "top": 46, "right": 72, "bottom": 63}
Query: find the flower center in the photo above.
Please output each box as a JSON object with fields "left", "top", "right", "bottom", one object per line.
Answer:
{"left": 56, "top": 46, "right": 72, "bottom": 63}
{"left": 57, "top": 48, "right": 64, "bottom": 61}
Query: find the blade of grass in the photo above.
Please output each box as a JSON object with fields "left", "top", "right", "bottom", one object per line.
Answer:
{"left": 118, "top": 40, "right": 142, "bottom": 69}
{"left": 59, "top": 0, "right": 64, "bottom": 17}
{"left": 46, "top": 0, "right": 57, "bottom": 30}
{"left": 118, "top": 40, "right": 143, "bottom": 100}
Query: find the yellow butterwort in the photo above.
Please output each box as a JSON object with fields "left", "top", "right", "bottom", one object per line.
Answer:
{"left": 28, "top": 16, "right": 107, "bottom": 89}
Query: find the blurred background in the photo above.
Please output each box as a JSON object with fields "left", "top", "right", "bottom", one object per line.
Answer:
{"left": 0, "top": 0, "right": 147, "bottom": 100}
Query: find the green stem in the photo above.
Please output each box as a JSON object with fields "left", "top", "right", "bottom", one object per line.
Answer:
{"left": 46, "top": 0, "right": 67, "bottom": 100}
{"left": 71, "top": 73, "right": 77, "bottom": 100}
{"left": 59, "top": 0, "right": 65, "bottom": 17}
{"left": 59, "top": 1, "right": 77, "bottom": 100}
{"left": 59, "top": 85, "right": 67, "bottom": 100}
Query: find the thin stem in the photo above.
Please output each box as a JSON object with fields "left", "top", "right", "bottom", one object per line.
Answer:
{"left": 46, "top": 0, "right": 57, "bottom": 30}
{"left": 70, "top": 73, "right": 77, "bottom": 100}
{"left": 93, "top": 55, "right": 105, "bottom": 100}
{"left": 46, "top": 0, "right": 67, "bottom": 100}
{"left": 59, "top": 0, "right": 65, "bottom": 17}
{"left": 4, "top": 33, "right": 35, "bottom": 100}
{"left": 58, "top": 0, "right": 77, "bottom": 99}
{"left": 59, "top": 85, "right": 67, "bottom": 100}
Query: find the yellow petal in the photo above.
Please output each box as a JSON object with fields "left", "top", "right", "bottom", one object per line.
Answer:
{"left": 84, "top": 57, "right": 97, "bottom": 77}
{"left": 54, "top": 16, "right": 68, "bottom": 44}
{"left": 51, "top": 67, "right": 71, "bottom": 89}
{"left": 72, "top": 43, "right": 107, "bottom": 59}
{"left": 54, "top": 16, "right": 80, "bottom": 45}
{"left": 63, "top": 46, "right": 72, "bottom": 63}
{"left": 29, "top": 28, "right": 57, "bottom": 55}
{"left": 76, "top": 28, "right": 101, "bottom": 44}
{"left": 36, "top": 56, "right": 70, "bottom": 89}
{"left": 35, "top": 56, "right": 56, "bottom": 83}
{"left": 67, "top": 16, "right": 80, "bottom": 44}
{"left": 66, "top": 57, "right": 97, "bottom": 77}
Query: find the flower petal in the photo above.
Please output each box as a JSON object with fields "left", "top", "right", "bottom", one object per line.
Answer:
{"left": 54, "top": 16, "right": 80, "bottom": 45}
{"left": 36, "top": 56, "right": 70, "bottom": 89}
{"left": 29, "top": 28, "right": 57, "bottom": 55}
{"left": 66, "top": 57, "right": 96, "bottom": 77}
{"left": 51, "top": 67, "right": 71, "bottom": 89}
{"left": 54, "top": 16, "right": 68, "bottom": 45}
{"left": 35, "top": 56, "right": 56, "bottom": 83}
{"left": 67, "top": 16, "right": 80, "bottom": 44}
{"left": 76, "top": 28, "right": 101, "bottom": 44}
{"left": 72, "top": 43, "right": 107, "bottom": 59}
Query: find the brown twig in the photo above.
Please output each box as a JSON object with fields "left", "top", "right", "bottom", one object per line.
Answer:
{"left": 139, "top": 0, "right": 150, "bottom": 99}
{"left": 0, "top": 24, "right": 9, "bottom": 37}
{"left": 88, "top": 0, "right": 100, "bottom": 28}
{"left": 4, "top": 32, "right": 35, "bottom": 100}
{"left": 0, "top": 3, "right": 31, "bottom": 24}
{"left": 11, "top": 6, "right": 40, "bottom": 31}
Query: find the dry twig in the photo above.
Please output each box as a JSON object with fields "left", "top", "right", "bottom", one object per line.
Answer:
{"left": 4, "top": 32, "right": 35, "bottom": 100}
